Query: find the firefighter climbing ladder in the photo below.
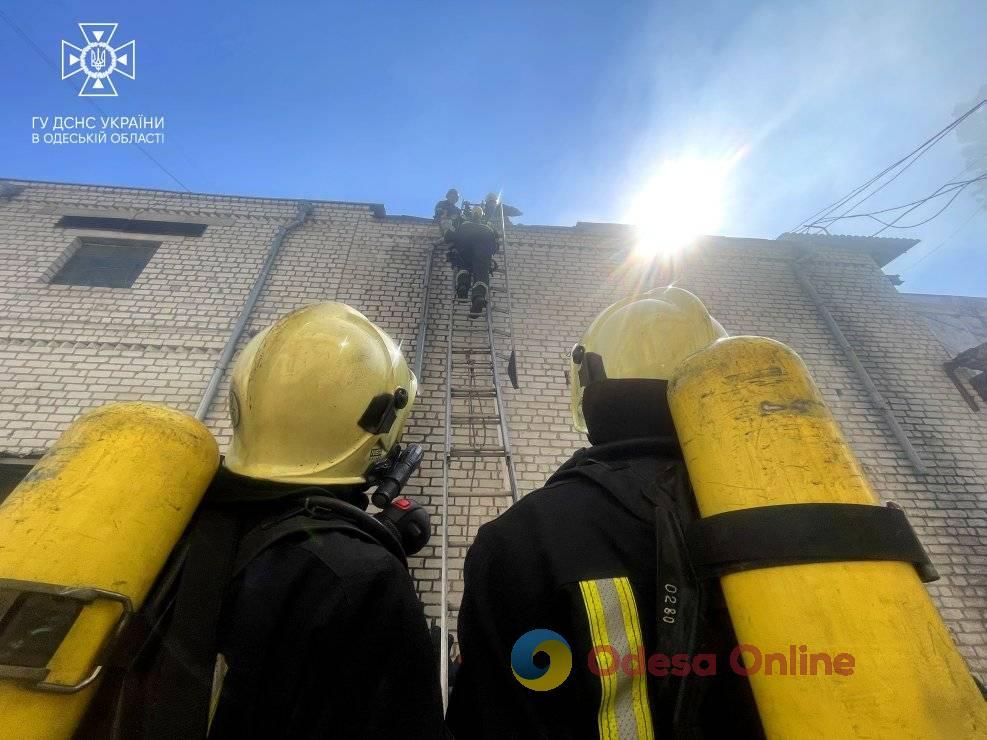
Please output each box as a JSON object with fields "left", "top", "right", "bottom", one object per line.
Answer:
{"left": 435, "top": 203, "right": 520, "bottom": 703}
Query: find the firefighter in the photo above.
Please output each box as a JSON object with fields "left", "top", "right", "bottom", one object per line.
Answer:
{"left": 482, "top": 192, "right": 522, "bottom": 231}
{"left": 433, "top": 187, "right": 476, "bottom": 311}
{"left": 446, "top": 287, "right": 763, "bottom": 739}
{"left": 434, "top": 187, "right": 462, "bottom": 242}
{"left": 447, "top": 204, "right": 499, "bottom": 318}
{"left": 83, "top": 303, "right": 444, "bottom": 739}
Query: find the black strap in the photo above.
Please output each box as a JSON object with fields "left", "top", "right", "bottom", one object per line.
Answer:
{"left": 653, "top": 495, "right": 705, "bottom": 736}
{"left": 687, "top": 503, "right": 939, "bottom": 582}
{"left": 232, "top": 495, "right": 410, "bottom": 580}
{"left": 550, "top": 460, "right": 704, "bottom": 734}
{"left": 142, "top": 507, "right": 242, "bottom": 740}
{"left": 232, "top": 515, "right": 373, "bottom": 579}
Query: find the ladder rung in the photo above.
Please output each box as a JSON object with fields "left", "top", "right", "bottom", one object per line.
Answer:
{"left": 450, "top": 414, "right": 502, "bottom": 425}
{"left": 445, "top": 489, "right": 517, "bottom": 499}
{"left": 452, "top": 347, "right": 491, "bottom": 354}
{"left": 451, "top": 387, "right": 497, "bottom": 397}
{"left": 449, "top": 446, "right": 508, "bottom": 458}
{"left": 493, "top": 328, "right": 511, "bottom": 337}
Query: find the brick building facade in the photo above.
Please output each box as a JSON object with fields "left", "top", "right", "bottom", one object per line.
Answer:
{"left": 0, "top": 179, "right": 984, "bottom": 679}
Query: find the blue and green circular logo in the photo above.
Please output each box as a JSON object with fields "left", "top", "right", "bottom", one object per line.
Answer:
{"left": 511, "top": 629, "right": 572, "bottom": 691}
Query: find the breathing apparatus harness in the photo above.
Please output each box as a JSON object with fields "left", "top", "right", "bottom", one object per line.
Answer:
{"left": 83, "top": 443, "right": 431, "bottom": 739}
{"left": 234, "top": 443, "right": 430, "bottom": 572}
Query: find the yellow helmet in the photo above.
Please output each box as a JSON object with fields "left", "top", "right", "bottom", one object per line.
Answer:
{"left": 225, "top": 302, "right": 417, "bottom": 485}
{"left": 569, "top": 287, "right": 726, "bottom": 432}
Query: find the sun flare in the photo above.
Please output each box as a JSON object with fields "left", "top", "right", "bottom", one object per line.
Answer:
{"left": 626, "top": 156, "right": 737, "bottom": 260}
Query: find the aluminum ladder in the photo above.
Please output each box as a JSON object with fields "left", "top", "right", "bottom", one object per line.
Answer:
{"left": 438, "top": 202, "right": 520, "bottom": 704}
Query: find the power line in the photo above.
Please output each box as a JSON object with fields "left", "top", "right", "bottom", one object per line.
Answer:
{"left": 869, "top": 173, "right": 985, "bottom": 236}
{"left": 810, "top": 173, "right": 987, "bottom": 230}
{"left": 0, "top": 9, "right": 192, "bottom": 192}
{"left": 823, "top": 134, "right": 953, "bottom": 226}
{"left": 791, "top": 99, "right": 986, "bottom": 234}
{"left": 798, "top": 104, "right": 985, "bottom": 232}
{"left": 819, "top": 170, "right": 981, "bottom": 219}
{"left": 897, "top": 201, "right": 987, "bottom": 275}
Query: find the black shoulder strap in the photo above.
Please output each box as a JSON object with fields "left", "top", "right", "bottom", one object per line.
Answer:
{"left": 142, "top": 506, "right": 242, "bottom": 740}
{"left": 231, "top": 515, "right": 374, "bottom": 579}
{"left": 686, "top": 502, "right": 939, "bottom": 582}
{"left": 229, "top": 494, "right": 412, "bottom": 582}
{"left": 548, "top": 458, "right": 706, "bottom": 734}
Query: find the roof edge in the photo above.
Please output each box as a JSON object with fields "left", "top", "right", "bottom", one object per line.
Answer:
{"left": 777, "top": 231, "right": 920, "bottom": 267}
{"left": 1, "top": 175, "right": 387, "bottom": 216}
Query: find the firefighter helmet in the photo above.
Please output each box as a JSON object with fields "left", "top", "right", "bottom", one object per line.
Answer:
{"left": 225, "top": 302, "right": 417, "bottom": 485}
{"left": 569, "top": 287, "right": 725, "bottom": 432}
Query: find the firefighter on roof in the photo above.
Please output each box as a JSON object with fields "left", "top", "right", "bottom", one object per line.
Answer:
{"left": 434, "top": 187, "right": 462, "bottom": 242}
{"left": 82, "top": 302, "right": 444, "bottom": 739}
{"left": 482, "top": 192, "right": 522, "bottom": 230}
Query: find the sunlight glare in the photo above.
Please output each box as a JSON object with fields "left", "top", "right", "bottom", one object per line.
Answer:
{"left": 627, "top": 157, "right": 735, "bottom": 260}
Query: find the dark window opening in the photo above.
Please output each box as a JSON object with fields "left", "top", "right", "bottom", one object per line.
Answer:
{"left": 51, "top": 238, "right": 159, "bottom": 288}
{"left": 970, "top": 373, "right": 987, "bottom": 404}
{"left": 56, "top": 215, "right": 207, "bottom": 237}
{"left": 0, "top": 461, "right": 36, "bottom": 504}
{"left": 943, "top": 341, "right": 987, "bottom": 412}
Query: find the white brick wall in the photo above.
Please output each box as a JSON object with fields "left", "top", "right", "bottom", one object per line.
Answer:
{"left": 1, "top": 179, "right": 984, "bottom": 680}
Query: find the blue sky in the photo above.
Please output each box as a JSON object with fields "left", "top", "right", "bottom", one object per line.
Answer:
{"left": 2, "top": 0, "right": 985, "bottom": 295}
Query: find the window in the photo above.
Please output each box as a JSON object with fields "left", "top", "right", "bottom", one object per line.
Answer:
{"left": 0, "top": 461, "right": 36, "bottom": 504}
{"left": 50, "top": 238, "right": 159, "bottom": 288}
{"left": 943, "top": 341, "right": 987, "bottom": 412}
{"left": 56, "top": 215, "right": 207, "bottom": 237}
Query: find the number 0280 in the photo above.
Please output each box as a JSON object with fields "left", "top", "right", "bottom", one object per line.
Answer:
{"left": 662, "top": 583, "right": 677, "bottom": 624}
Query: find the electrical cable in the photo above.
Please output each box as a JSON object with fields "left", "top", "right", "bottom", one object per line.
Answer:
{"left": 896, "top": 202, "right": 987, "bottom": 274}
{"left": 810, "top": 173, "right": 987, "bottom": 230}
{"left": 815, "top": 175, "right": 981, "bottom": 222}
{"left": 870, "top": 173, "right": 986, "bottom": 236}
{"left": 791, "top": 99, "right": 986, "bottom": 234}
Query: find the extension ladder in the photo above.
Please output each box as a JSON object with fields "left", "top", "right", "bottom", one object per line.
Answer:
{"left": 436, "top": 203, "right": 521, "bottom": 704}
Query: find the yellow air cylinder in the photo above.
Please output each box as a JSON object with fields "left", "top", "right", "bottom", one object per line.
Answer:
{"left": 667, "top": 336, "right": 986, "bottom": 739}
{"left": 0, "top": 402, "right": 219, "bottom": 740}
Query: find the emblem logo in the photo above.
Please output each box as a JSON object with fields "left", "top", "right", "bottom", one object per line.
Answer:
{"left": 61, "top": 23, "right": 136, "bottom": 97}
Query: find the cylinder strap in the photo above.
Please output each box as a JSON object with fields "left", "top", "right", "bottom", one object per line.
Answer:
{"left": 686, "top": 503, "right": 939, "bottom": 583}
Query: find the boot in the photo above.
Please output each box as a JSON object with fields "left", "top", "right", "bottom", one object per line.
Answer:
{"left": 455, "top": 270, "right": 471, "bottom": 300}
{"left": 469, "top": 282, "right": 488, "bottom": 319}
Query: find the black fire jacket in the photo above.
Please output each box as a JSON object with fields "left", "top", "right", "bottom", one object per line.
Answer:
{"left": 446, "top": 438, "right": 761, "bottom": 739}
{"left": 80, "top": 471, "right": 444, "bottom": 739}
{"left": 208, "top": 518, "right": 445, "bottom": 738}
